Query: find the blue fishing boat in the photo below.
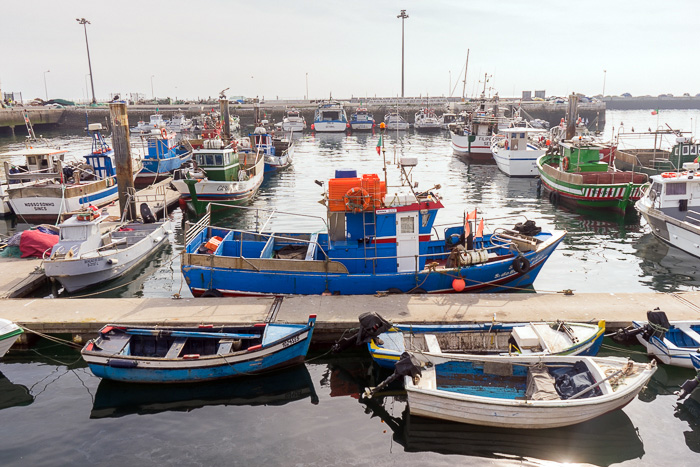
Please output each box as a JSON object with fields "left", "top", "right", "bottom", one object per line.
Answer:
{"left": 349, "top": 107, "right": 375, "bottom": 131}
{"left": 239, "top": 129, "right": 294, "bottom": 174}
{"left": 367, "top": 320, "right": 606, "bottom": 369}
{"left": 80, "top": 315, "right": 316, "bottom": 383}
{"left": 134, "top": 129, "right": 192, "bottom": 187}
{"left": 181, "top": 157, "right": 565, "bottom": 296}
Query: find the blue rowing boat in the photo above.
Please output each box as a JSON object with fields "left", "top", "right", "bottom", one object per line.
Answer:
{"left": 81, "top": 316, "right": 316, "bottom": 383}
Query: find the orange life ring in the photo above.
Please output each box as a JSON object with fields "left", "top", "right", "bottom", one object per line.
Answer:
{"left": 343, "top": 187, "right": 371, "bottom": 212}
{"left": 562, "top": 156, "right": 570, "bottom": 171}
{"left": 161, "top": 128, "right": 168, "bottom": 138}
{"left": 661, "top": 172, "right": 678, "bottom": 178}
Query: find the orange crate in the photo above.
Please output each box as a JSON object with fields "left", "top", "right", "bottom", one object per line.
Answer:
{"left": 328, "top": 177, "right": 362, "bottom": 211}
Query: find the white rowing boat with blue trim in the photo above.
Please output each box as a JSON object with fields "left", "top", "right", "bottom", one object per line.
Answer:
{"left": 368, "top": 320, "right": 606, "bottom": 369}
{"left": 630, "top": 310, "right": 700, "bottom": 368}
{"left": 81, "top": 315, "right": 316, "bottom": 383}
{"left": 403, "top": 352, "right": 656, "bottom": 428}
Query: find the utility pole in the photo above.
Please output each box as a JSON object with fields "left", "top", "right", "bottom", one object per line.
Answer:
{"left": 151, "top": 75, "right": 155, "bottom": 100}
{"left": 43, "top": 70, "right": 50, "bottom": 101}
{"left": 76, "top": 18, "right": 96, "bottom": 104}
{"left": 602, "top": 70, "right": 607, "bottom": 97}
{"left": 397, "top": 9, "right": 409, "bottom": 98}
{"left": 305, "top": 72, "right": 309, "bottom": 100}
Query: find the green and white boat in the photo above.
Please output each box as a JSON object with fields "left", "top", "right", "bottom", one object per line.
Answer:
{"left": 0, "top": 319, "right": 23, "bottom": 358}
{"left": 537, "top": 140, "right": 648, "bottom": 213}
{"left": 171, "top": 140, "right": 265, "bottom": 215}
{"left": 614, "top": 130, "right": 699, "bottom": 177}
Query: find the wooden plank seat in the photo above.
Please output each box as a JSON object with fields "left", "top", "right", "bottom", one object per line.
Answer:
{"left": 164, "top": 337, "right": 188, "bottom": 359}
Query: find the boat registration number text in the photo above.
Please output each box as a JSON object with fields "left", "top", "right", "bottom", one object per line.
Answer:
{"left": 282, "top": 335, "right": 301, "bottom": 348}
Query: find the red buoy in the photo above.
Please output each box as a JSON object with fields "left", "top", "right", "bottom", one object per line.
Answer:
{"left": 452, "top": 278, "right": 466, "bottom": 292}
{"left": 311, "top": 123, "right": 315, "bottom": 130}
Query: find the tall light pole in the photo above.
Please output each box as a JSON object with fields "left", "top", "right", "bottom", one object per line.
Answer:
{"left": 150, "top": 75, "right": 155, "bottom": 100}
{"left": 602, "top": 69, "right": 607, "bottom": 97}
{"left": 397, "top": 9, "right": 409, "bottom": 98}
{"left": 305, "top": 72, "right": 309, "bottom": 100}
{"left": 76, "top": 18, "right": 96, "bottom": 104}
{"left": 43, "top": 70, "right": 50, "bottom": 101}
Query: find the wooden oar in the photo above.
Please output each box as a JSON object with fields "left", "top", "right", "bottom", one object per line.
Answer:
{"left": 125, "top": 329, "right": 260, "bottom": 340}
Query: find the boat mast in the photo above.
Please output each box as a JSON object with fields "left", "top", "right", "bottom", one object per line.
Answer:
{"left": 462, "top": 49, "right": 469, "bottom": 102}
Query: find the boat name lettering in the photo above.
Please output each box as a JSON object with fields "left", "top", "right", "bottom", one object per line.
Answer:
{"left": 84, "top": 258, "right": 102, "bottom": 267}
{"left": 282, "top": 335, "right": 300, "bottom": 348}
{"left": 216, "top": 185, "right": 228, "bottom": 192}
{"left": 376, "top": 208, "right": 397, "bottom": 214}
{"left": 25, "top": 202, "right": 55, "bottom": 209}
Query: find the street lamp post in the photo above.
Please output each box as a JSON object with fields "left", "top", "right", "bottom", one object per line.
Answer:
{"left": 397, "top": 10, "right": 409, "bottom": 98}
{"left": 151, "top": 75, "right": 155, "bottom": 100}
{"left": 305, "top": 72, "right": 309, "bottom": 101}
{"left": 76, "top": 18, "right": 96, "bottom": 104}
{"left": 43, "top": 70, "right": 50, "bottom": 101}
{"left": 602, "top": 70, "right": 607, "bottom": 97}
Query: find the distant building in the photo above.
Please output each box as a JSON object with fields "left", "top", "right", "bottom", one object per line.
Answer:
{"left": 534, "top": 90, "right": 546, "bottom": 99}
{"left": 522, "top": 91, "right": 532, "bottom": 101}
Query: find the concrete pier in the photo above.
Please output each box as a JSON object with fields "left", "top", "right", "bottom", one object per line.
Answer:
{"left": 2, "top": 291, "right": 699, "bottom": 345}
{"left": 0, "top": 257, "right": 47, "bottom": 298}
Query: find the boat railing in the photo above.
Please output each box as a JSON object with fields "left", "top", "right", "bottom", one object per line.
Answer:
{"left": 205, "top": 202, "right": 329, "bottom": 232}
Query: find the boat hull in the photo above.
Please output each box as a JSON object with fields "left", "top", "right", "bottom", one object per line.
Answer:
{"left": 350, "top": 122, "right": 374, "bottom": 130}
{"left": 82, "top": 324, "right": 314, "bottom": 383}
{"left": 370, "top": 322, "right": 605, "bottom": 369}
{"left": 0, "top": 319, "right": 23, "bottom": 358}
{"left": 451, "top": 133, "right": 493, "bottom": 158}
{"left": 406, "top": 354, "right": 656, "bottom": 429}
{"left": 632, "top": 320, "right": 700, "bottom": 368}
{"left": 44, "top": 221, "right": 172, "bottom": 293}
{"left": 313, "top": 121, "right": 347, "bottom": 132}
{"left": 537, "top": 156, "right": 645, "bottom": 213}
{"left": 182, "top": 232, "right": 564, "bottom": 296}
{"left": 636, "top": 199, "right": 700, "bottom": 259}
{"left": 492, "top": 145, "right": 544, "bottom": 177}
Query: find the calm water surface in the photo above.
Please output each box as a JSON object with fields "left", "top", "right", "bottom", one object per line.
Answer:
{"left": 1, "top": 110, "right": 700, "bottom": 465}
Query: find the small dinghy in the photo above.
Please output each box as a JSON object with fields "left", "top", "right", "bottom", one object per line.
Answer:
{"left": 352, "top": 313, "right": 606, "bottom": 369}
{"left": 396, "top": 352, "right": 656, "bottom": 429}
{"left": 81, "top": 315, "right": 316, "bottom": 383}
{"left": 613, "top": 308, "right": 700, "bottom": 369}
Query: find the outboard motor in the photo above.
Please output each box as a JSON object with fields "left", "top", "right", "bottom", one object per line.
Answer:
{"left": 140, "top": 203, "right": 156, "bottom": 224}
{"left": 363, "top": 352, "right": 422, "bottom": 399}
{"left": 643, "top": 308, "right": 670, "bottom": 341}
{"left": 677, "top": 375, "right": 700, "bottom": 401}
{"left": 332, "top": 312, "right": 393, "bottom": 353}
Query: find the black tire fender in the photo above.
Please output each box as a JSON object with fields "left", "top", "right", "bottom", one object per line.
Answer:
{"left": 201, "top": 288, "right": 223, "bottom": 297}
{"left": 513, "top": 255, "right": 531, "bottom": 274}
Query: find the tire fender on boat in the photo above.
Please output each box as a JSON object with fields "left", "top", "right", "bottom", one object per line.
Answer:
{"left": 513, "top": 255, "right": 531, "bottom": 274}
{"left": 201, "top": 288, "right": 223, "bottom": 297}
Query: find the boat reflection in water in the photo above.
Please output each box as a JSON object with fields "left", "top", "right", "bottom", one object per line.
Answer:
{"left": 91, "top": 364, "right": 318, "bottom": 419}
{"left": 360, "top": 395, "right": 645, "bottom": 466}
{"left": 635, "top": 233, "right": 700, "bottom": 292}
{"left": 0, "top": 371, "right": 33, "bottom": 411}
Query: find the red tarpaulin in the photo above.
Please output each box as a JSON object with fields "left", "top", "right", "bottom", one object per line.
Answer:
{"left": 19, "top": 230, "right": 59, "bottom": 258}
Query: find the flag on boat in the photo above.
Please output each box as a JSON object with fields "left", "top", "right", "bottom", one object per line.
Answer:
{"left": 651, "top": 109, "right": 659, "bottom": 115}
{"left": 464, "top": 209, "right": 477, "bottom": 236}
{"left": 475, "top": 218, "right": 484, "bottom": 239}
{"left": 376, "top": 135, "right": 383, "bottom": 155}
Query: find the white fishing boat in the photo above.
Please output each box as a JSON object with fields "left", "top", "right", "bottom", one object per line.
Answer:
{"left": 312, "top": 101, "right": 348, "bottom": 132}
{"left": 1, "top": 124, "right": 120, "bottom": 223}
{"left": 0, "top": 319, "right": 23, "bottom": 358}
{"left": 440, "top": 113, "right": 459, "bottom": 129}
{"left": 44, "top": 202, "right": 172, "bottom": 294}
{"left": 636, "top": 160, "right": 700, "bottom": 258}
{"left": 130, "top": 114, "right": 166, "bottom": 134}
{"left": 402, "top": 352, "right": 656, "bottom": 429}
{"left": 165, "top": 114, "right": 193, "bottom": 133}
{"left": 384, "top": 111, "right": 409, "bottom": 131}
{"left": 491, "top": 128, "right": 548, "bottom": 177}
{"left": 230, "top": 115, "right": 241, "bottom": 132}
{"left": 414, "top": 109, "right": 442, "bottom": 131}
{"left": 276, "top": 108, "right": 306, "bottom": 133}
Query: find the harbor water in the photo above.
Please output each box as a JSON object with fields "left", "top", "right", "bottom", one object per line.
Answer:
{"left": 1, "top": 109, "right": 700, "bottom": 465}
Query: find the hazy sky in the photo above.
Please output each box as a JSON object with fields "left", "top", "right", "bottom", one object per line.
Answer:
{"left": 2, "top": 1, "right": 698, "bottom": 102}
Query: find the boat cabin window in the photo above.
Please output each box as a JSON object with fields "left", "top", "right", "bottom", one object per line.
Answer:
{"left": 400, "top": 216, "right": 415, "bottom": 234}
{"left": 197, "top": 153, "right": 222, "bottom": 166}
{"left": 650, "top": 182, "right": 662, "bottom": 197}
{"left": 60, "top": 226, "right": 87, "bottom": 241}
{"left": 666, "top": 182, "right": 686, "bottom": 196}
{"left": 27, "top": 156, "right": 36, "bottom": 166}
{"left": 321, "top": 111, "right": 340, "bottom": 121}
{"left": 683, "top": 145, "right": 690, "bottom": 156}
{"left": 692, "top": 145, "right": 698, "bottom": 155}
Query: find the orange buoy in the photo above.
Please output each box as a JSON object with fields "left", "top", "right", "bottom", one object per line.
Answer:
{"left": 311, "top": 123, "right": 315, "bottom": 130}
{"left": 452, "top": 278, "right": 466, "bottom": 292}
